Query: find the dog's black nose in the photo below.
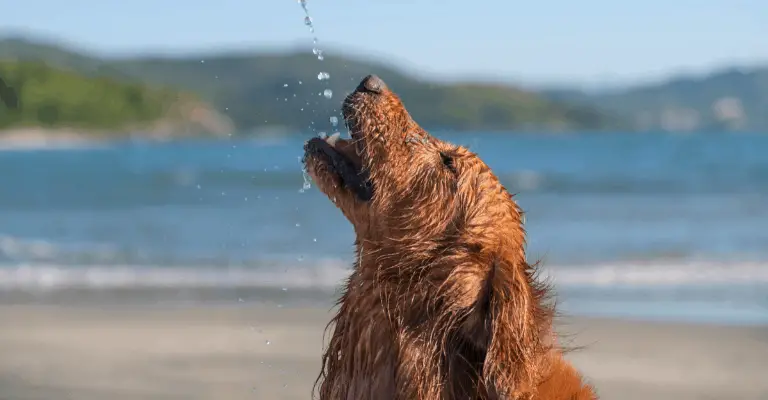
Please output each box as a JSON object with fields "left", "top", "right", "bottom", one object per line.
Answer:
{"left": 357, "top": 75, "right": 386, "bottom": 94}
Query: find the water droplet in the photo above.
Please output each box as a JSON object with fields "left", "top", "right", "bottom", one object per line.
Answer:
{"left": 301, "top": 168, "right": 312, "bottom": 192}
{"left": 282, "top": 287, "right": 288, "bottom": 292}
{"left": 265, "top": 340, "right": 271, "bottom": 345}
{"left": 323, "top": 89, "right": 333, "bottom": 99}
{"left": 317, "top": 72, "right": 330, "bottom": 80}
{"left": 283, "top": 83, "right": 289, "bottom": 87}
{"left": 304, "top": 16, "right": 312, "bottom": 26}
{"left": 330, "top": 116, "right": 338, "bottom": 126}
{"left": 238, "top": 298, "right": 244, "bottom": 302}
{"left": 297, "top": 255, "right": 304, "bottom": 262}
{"left": 200, "top": 59, "right": 205, "bottom": 63}
{"left": 295, "top": 223, "right": 301, "bottom": 227}
{"left": 196, "top": 184, "right": 201, "bottom": 189}
{"left": 313, "top": 238, "right": 317, "bottom": 242}
{"left": 318, "top": 131, "right": 327, "bottom": 139}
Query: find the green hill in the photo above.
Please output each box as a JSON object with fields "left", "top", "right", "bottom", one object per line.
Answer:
{"left": 10, "top": 35, "right": 763, "bottom": 133}
{"left": 543, "top": 68, "right": 768, "bottom": 132}
{"left": 0, "top": 39, "right": 233, "bottom": 136}
{"left": 0, "top": 60, "right": 182, "bottom": 131}
{"left": 0, "top": 36, "right": 624, "bottom": 133}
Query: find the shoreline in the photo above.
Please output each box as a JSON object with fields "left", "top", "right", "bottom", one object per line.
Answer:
{"left": 0, "top": 125, "right": 235, "bottom": 150}
{"left": 1, "top": 304, "right": 766, "bottom": 399}
{"left": 0, "top": 127, "right": 114, "bottom": 149}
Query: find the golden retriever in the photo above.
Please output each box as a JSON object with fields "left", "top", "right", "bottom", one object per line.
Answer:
{"left": 303, "top": 75, "right": 596, "bottom": 400}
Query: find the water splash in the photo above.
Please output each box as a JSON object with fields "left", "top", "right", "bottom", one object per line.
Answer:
{"left": 299, "top": 159, "right": 312, "bottom": 193}
{"left": 313, "top": 47, "right": 325, "bottom": 61}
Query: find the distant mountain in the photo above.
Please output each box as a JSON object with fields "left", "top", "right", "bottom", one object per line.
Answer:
{"left": 0, "top": 36, "right": 623, "bottom": 133}
{"left": 0, "top": 59, "right": 231, "bottom": 136}
{"left": 542, "top": 68, "right": 768, "bottom": 132}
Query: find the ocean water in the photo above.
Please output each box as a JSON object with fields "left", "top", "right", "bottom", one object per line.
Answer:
{"left": 1, "top": 132, "right": 767, "bottom": 325}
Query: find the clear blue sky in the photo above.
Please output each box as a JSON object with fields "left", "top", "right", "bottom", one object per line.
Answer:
{"left": 3, "top": 0, "right": 765, "bottom": 86}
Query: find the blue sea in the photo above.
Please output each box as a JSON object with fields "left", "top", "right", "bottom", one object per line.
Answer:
{"left": 1, "top": 132, "right": 767, "bottom": 325}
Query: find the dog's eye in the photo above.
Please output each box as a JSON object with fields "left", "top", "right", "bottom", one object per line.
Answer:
{"left": 440, "top": 152, "right": 457, "bottom": 174}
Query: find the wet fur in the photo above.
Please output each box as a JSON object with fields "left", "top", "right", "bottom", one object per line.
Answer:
{"left": 303, "top": 76, "right": 597, "bottom": 399}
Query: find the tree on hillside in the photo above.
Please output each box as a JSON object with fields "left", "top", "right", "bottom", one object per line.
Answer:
{"left": 0, "top": 75, "right": 18, "bottom": 109}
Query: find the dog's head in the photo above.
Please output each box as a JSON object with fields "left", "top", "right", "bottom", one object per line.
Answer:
{"left": 303, "top": 75, "right": 525, "bottom": 256}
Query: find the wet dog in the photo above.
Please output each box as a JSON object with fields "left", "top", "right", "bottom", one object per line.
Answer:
{"left": 303, "top": 75, "right": 596, "bottom": 399}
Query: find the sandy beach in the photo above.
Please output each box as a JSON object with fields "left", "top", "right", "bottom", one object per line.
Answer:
{"left": 0, "top": 304, "right": 765, "bottom": 400}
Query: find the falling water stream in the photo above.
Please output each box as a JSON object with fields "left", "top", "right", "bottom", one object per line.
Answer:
{"left": 297, "top": 0, "right": 340, "bottom": 192}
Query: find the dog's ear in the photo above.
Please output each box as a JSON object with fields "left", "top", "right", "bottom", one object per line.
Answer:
{"left": 457, "top": 256, "right": 554, "bottom": 397}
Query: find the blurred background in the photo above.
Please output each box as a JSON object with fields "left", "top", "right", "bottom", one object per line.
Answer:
{"left": 0, "top": 1, "right": 766, "bottom": 399}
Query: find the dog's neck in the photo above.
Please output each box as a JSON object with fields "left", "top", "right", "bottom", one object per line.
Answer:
{"left": 352, "top": 228, "right": 557, "bottom": 394}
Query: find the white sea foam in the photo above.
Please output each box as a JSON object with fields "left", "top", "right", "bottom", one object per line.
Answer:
{"left": 541, "top": 260, "right": 768, "bottom": 287}
{"left": 0, "top": 260, "right": 351, "bottom": 291}
{"left": 0, "top": 259, "right": 766, "bottom": 291}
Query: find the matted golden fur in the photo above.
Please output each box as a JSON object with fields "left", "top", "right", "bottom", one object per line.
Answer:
{"left": 303, "top": 75, "right": 597, "bottom": 400}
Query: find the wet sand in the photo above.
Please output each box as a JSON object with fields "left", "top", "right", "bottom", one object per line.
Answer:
{"left": 0, "top": 304, "right": 766, "bottom": 400}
